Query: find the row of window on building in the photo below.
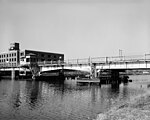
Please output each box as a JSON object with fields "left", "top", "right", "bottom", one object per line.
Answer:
{"left": 0, "top": 53, "right": 17, "bottom": 58}
{"left": 0, "top": 53, "right": 61, "bottom": 59}
{"left": 20, "top": 53, "right": 60, "bottom": 59}
{"left": 0, "top": 63, "right": 17, "bottom": 67}
{"left": 43, "top": 54, "right": 58, "bottom": 58}
{"left": 37, "top": 54, "right": 60, "bottom": 59}
{"left": 22, "top": 58, "right": 59, "bottom": 62}
{"left": 0, "top": 58, "right": 17, "bottom": 63}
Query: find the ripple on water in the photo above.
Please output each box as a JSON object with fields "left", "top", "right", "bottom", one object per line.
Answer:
{"left": 0, "top": 75, "right": 150, "bottom": 120}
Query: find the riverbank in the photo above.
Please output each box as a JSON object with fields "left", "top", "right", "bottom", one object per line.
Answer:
{"left": 95, "top": 89, "right": 150, "bottom": 120}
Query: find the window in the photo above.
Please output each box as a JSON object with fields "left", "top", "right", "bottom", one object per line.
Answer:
{"left": 48, "top": 55, "right": 51, "bottom": 58}
{"left": 31, "top": 58, "right": 33, "bottom": 62}
{"left": 14, "top": 53, "right": 16, "bottom": 56}
{"left": 41, "top": 54, "right": 44, "bottom": 57}
{"left": 0, "top": 55, "right": 1, "bottom": 58}
{"left": 41, "top": 59, "right": 45, "bottom": 61}
{"left": 9, "top": 54, "right": 11, "bottom": 57}
{"left": 14, "top": 58, "right": 16, "bottom": 61}
{"left": 26, "top": 58, "right": 30, "bottom": 62}
{"left": 21, "top": 58, "right": 24, "bottom": 61}
{"left": 7, "top": 54, "right": 8, "bottom": 57}
{"left": 20, "top": 52, "right": 24, "bottom": 56}
{"left": 33, "top": 58, "right": 36, "bottom": 62}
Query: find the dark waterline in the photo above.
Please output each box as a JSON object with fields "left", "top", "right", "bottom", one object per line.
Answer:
{"left": 0, "top": 75, "right": 150, "bottom": 120}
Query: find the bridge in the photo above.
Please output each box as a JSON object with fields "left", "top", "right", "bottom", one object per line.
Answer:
{"left": 0, "top": 54, "right": 150, "bottom": 79}
{"left": 37, "top": 53, "right": 150, "bottom": 69}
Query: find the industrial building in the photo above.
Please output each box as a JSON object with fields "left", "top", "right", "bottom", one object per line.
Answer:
{"left": 0, "top": 42, "right": 64, "bottom": 68}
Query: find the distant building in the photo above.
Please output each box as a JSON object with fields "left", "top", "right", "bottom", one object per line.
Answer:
{"left": 0, "top": 42, "right": 64, "bottom": 68}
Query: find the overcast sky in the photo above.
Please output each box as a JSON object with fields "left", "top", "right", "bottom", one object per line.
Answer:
{"left": 0, "top": 0, "right": 150, "bottom": 59}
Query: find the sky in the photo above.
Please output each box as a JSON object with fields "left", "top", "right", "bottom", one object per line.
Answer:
{"left": 0, "top": 0, "right": 150, "bottom": 59}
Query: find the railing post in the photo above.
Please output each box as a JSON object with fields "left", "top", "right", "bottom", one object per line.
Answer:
{"left": 123, "top": 56, "right": 125, "bottom": 62}
{"left": 88, "top": 57, "right": 91, "bottom": 66}
{"left": 145, "top": 54, "right": 146, "bottom": 62}
{"left": 106, "top": 57, "right": 108, "bottom": 64}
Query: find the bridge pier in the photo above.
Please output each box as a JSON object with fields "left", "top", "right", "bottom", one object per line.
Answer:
{"left": 99, "top": 69, "right": 121, "bottom": 84}
{"left": 111, "top": 70, "right": 119, "bottom": 80}
{"left": 110, "top": 70, "right": 120, "bottom": 84}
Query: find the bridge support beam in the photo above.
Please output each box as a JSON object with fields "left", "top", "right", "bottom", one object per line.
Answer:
{"left": 110, "top": 70, "right": 122, "bottom": 89}
{"left": 111, "top": 70, "right": 119, "bottom": 80}
{"left": 110, "top": 70, "right": 120, "bottom": 84}
{"left": 99, "top": 69, "right": 121, "bottom": 84}
{"left": 91, "top": 63, "right": 97, "bottom": 78}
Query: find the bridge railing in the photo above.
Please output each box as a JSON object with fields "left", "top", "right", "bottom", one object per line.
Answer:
{"left": 90, "top": 54, "right": 150, "bottom": 64}
{"left": 64, "top": 59, "right": 78, "bottom": 65}
{"left": 18, "top": 54, "right": 150, "bottom": 67}
{"left": 145, "top": 54, "right": 150, "bottom": 61}
{"left": 123, "top": 55, "right": 144, "bottom": 62}
{"left": 64, "top": 58, "right": 90, "bottom": 65}
{"left": 37, "top": 61, "right": 65, "bottom": 66}
{"left": 106, "top": 56, "right": 124, "bottom": 63}
{"left": 124, "top": 54, "right": 150, "bottom": 62}
{"left": 91, "top": 57, "right": 106, "bottom": 63}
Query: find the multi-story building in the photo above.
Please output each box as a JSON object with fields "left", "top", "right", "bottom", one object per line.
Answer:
{"left": 20, "top": 50, "right": 64, "bottom": 65}
{"left": 0, "top": 43, "right": 20, "bottom": 67}
{"left": 0, "top": 42, "right": 64, "bottom": 68}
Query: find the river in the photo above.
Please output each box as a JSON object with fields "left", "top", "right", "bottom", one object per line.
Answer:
{"left": 0, "top": 75, "right": 150, "bottom": 120}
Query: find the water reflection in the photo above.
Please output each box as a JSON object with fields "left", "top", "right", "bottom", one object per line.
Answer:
{"left": 11, "top": 80, "right": 21, "bottom": 109}
{"left": 0, "top": 76, "right": 149, "bottom": 120}
{"left": 25, "top": 81, "right": 42, "bottom": 109}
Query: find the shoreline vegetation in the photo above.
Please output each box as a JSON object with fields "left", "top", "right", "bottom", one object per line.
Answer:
{"left": 95, "top": 89, "right": 150, "bottom": 120}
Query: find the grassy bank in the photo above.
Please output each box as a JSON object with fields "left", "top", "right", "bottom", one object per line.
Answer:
{"left": 95, "top": 90, "right": 150, "bottom": 120}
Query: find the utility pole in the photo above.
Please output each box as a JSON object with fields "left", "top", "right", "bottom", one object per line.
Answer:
{"left": 119, "top": 49, "right": 122, "bottom": 57}
{"left": 119, "top": 49, "right": 123, "bottom": 60}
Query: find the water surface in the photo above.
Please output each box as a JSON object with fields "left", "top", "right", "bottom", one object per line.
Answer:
{"left": 0, "top": 75, "right": 150, "bottom": 120}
